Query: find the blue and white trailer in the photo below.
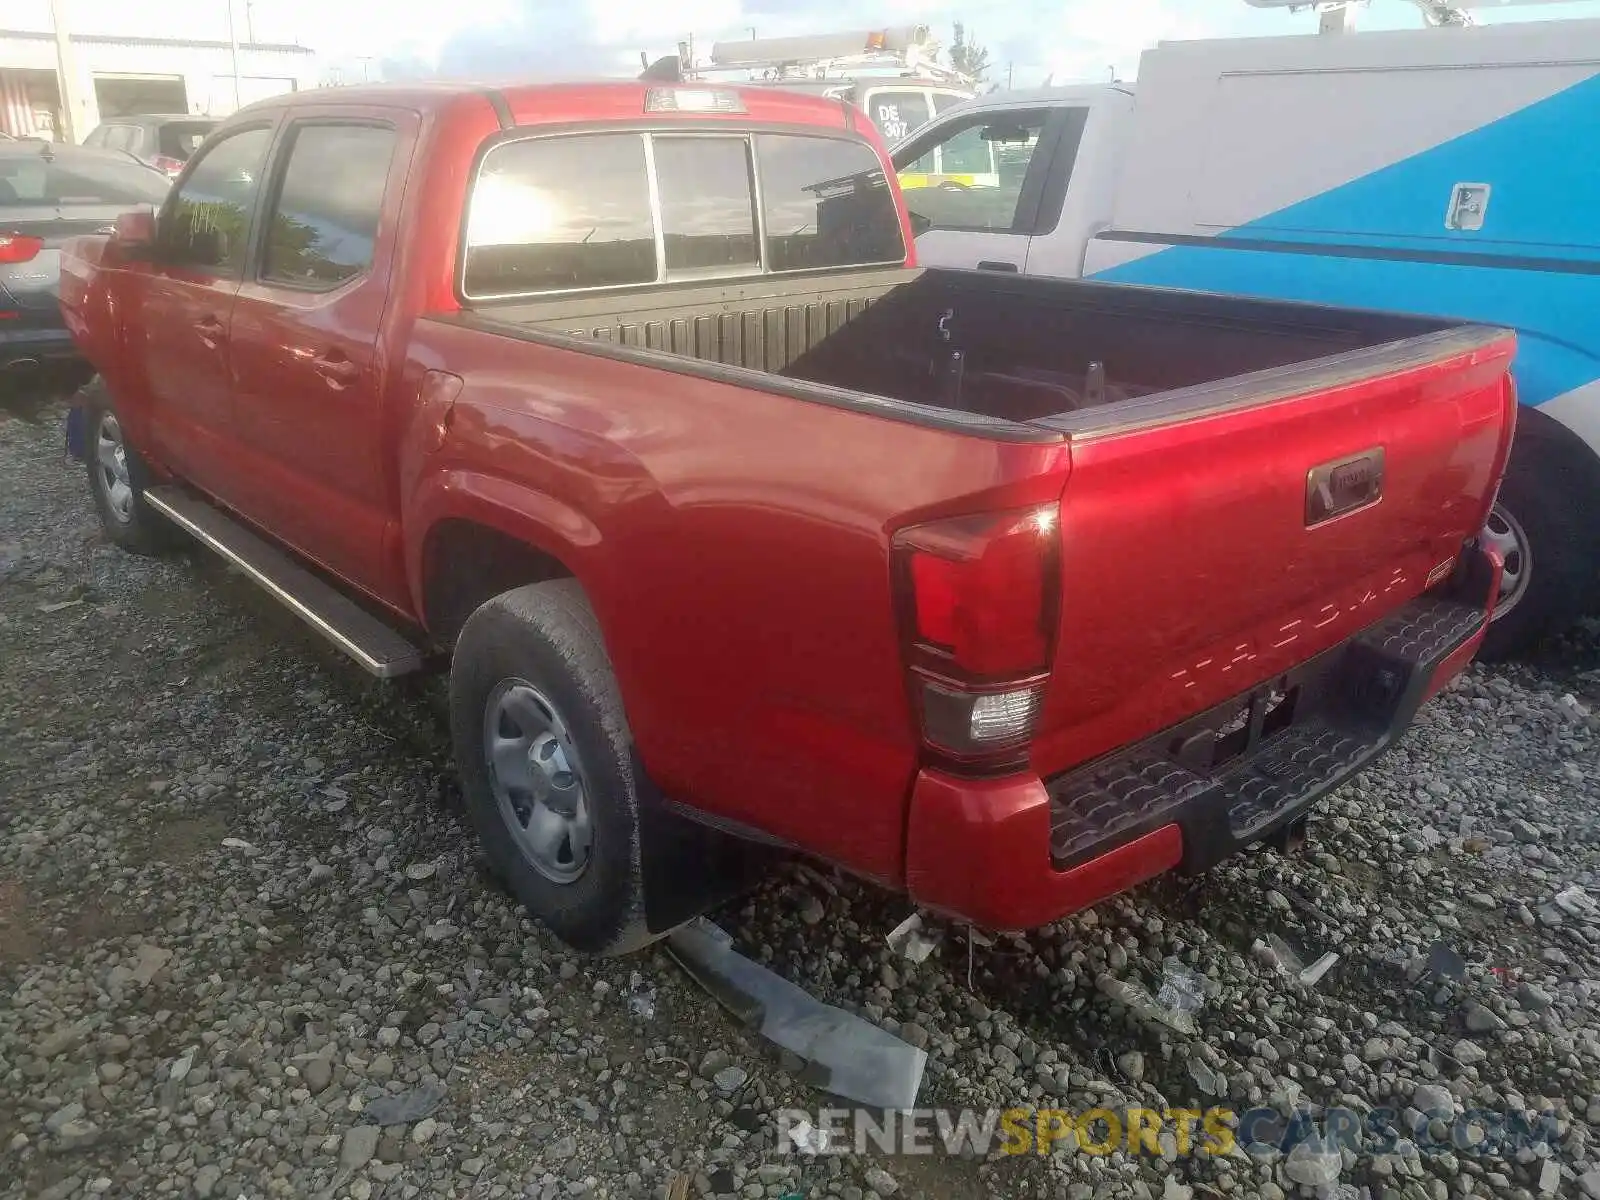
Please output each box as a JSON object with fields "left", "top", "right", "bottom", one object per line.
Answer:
{"left": 894, "top": 8, "right": 1600, "bottom": 658}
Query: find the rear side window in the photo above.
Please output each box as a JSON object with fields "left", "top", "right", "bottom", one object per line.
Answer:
{"left": 464, "top": 134, "right": 656, "bottom": 299}
{"left": 653, "top": 136, "right": 758, "bottom": 275}
{"left": 0, "top": 153, "right": 169, "bottom": 207}
{"left": 756, "top": 134, "right": 905, "bottom": 273}
{"left": 262, "top": 123, "right": 396, "bottom": 288}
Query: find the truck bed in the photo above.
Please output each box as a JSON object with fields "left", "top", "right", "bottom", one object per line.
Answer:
{"left": 465, "top": 267, "right": 1472, "bottom": 434}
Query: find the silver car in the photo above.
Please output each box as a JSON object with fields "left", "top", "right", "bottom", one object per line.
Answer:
{"left": 1, "top": 140, "right": 170, "bottom": 394}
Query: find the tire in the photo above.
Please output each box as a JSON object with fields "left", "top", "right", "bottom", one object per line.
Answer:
{"left": 81, "top": 379, "right": 179, "bottom": 557}
{"left": 1477, "top": 430, "right": 1600, "bottom": 662}
{"left": 449, "top": 579, "right": 654, "bottom": 955}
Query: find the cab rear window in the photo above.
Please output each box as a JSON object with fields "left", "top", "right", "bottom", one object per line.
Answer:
{"left": 462, "top": 130, "right": 903, "bottom": 301}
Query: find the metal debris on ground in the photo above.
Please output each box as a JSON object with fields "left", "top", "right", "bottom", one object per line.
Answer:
{"left": 359, "top": 1081, "right": 447, "bottom": 1127}
{"left": 886, "top": 912, "right": 940, "bottom": 964}
{"left": 37, "top": 598, "right": 85, "bottom": 614}
{"left": 965, "top": 925, "right": 994, "bottom": 989}
{"left": 783, "top": 1117, "right": 834, "bottom": 1155}
{"left": 625, "top": 972, "right": 657, "bottom": 1020}
{"left": 665, "top": 918, "right": 927, "bottom": 1109}
{"left": 1553, "top": 884, "right": 1598, "bottom": 920}
{"left": 1097, "top": 972, "right": 1199, "bottom": 1037}
{"left": 1426, "top": 940, "right": 1468, "bottom": 981}
{"left": 1298, "top": 951, "right": 1340, "bottom": 988}
{"left": 1155, "top": 957, "right": 1205, "bottom": 1015}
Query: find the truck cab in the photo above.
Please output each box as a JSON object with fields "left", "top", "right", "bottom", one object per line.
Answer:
{"left": 894, "top": 84, "right": 1134, "bottom": 279}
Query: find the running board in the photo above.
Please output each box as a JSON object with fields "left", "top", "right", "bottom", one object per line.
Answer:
{"left": 143, "top": 486, "right": 426, "bottom": 678}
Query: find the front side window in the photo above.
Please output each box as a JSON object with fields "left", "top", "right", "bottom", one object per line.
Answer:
{"left": 653, "top": 136, "right": 758, "bottom": 276}
{"left": 161, "top": 124, "right": 272, "bottom": 273}
{"left": 464, "top": 133, "right": 656, "bottom": 299}
{"left": 756, "top": 134, "right": 905, "bottom": 273}
{"left": 895, "top": 111, "right": 1050, "bottom": 235}
{"left": 262, "top": 123, "right": 395, "bottom": 288}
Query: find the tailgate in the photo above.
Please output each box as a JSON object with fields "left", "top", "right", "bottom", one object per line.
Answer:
{"left": 1030, "top": 327, "right": 1516, "bottom": 777}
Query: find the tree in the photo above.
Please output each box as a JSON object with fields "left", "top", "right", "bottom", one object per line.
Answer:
{"left": 949, "top": 22, "right": 991, "bottom": 83}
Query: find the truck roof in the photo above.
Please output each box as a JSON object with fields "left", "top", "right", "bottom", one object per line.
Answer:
{"left": 232, "top": 79, "right": 866, "bottom": 133}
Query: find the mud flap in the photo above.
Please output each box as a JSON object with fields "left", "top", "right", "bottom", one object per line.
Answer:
{"left": 64, "top": 401, "right": 87, "bottom": 462}
{"left": 634, "top": 753, "right": 778, "bottom": 936}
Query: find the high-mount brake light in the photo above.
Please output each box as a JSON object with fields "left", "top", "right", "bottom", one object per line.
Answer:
{"left": 645, "top": 87, "right": 747, "bottom": 115}
{"left": 892, "top": 503, "right": 1061, "bottom": 770}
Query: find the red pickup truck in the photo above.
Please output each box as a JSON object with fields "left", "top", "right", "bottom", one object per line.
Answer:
{"left": 59, "top": 80, "right": 1515, "bottom": 955}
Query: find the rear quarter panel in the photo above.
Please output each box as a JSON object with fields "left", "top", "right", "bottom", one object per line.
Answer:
{"left": 401, "top": 317, "right": 1071, "bottom": 883}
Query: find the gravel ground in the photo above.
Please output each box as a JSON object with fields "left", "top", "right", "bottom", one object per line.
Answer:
{"left": 2, "top": 396, "right": 1599, "bottom": 1200}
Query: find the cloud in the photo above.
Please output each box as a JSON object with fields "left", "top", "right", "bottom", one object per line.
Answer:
{"left": 380, "top": 0, "right": 1236, "bottom": 86}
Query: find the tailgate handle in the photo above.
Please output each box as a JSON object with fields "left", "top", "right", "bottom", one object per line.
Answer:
{"left": 1306, "top": 447, "right": 1386, "bottom": 527}
{"left": 977, "top": 260, "right": 1019, "bottom": 273}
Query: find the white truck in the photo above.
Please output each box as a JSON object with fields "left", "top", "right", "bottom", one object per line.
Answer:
{"left": 893, "top": 10, "right": 1600, "bottom": 659}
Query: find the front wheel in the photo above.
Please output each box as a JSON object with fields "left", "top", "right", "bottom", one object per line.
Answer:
{"left": 81, "top": 380, "right": 179, "bottom": 557}
{"left": 449, "top": 579, "right": 654, "bottom": 955}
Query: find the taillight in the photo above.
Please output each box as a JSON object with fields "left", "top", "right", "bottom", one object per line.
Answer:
{"left": 153, "top": 155, "right": 184, "bottom": 177}
{"left": 893, "top": 504, "right": 1060, "bottom": 771}
{"left": 0, "top": 234, "right": 43, "bottom": 264}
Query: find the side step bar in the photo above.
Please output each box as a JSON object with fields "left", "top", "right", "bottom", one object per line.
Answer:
{"left": 143, "top": 486, "right": 426, "bottom": 678}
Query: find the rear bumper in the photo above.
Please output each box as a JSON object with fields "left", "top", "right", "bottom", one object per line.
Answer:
{"left": 904, "top": 546, "right": 1498, "bottom": 931}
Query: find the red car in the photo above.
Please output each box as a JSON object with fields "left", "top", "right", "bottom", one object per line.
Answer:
{"left": 59, "top": 80, "right": 1515, "bottom": 953}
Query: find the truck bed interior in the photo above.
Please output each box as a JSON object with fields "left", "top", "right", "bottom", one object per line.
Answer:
{"left": 469, "top": 267, "right": 1465, "bottom": 432}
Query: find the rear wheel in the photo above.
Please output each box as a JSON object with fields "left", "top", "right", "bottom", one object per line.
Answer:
{"left": 81, "top": 380, "right": 178, "bottom": 557}
{"left": 1477, "top": 429, "right": 1599, "bottom": 661}
{"left": 449, "top": 579, "right": 654, "bottom": 955}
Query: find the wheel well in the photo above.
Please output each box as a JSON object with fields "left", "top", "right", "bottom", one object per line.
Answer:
{"left": 422, "top": 520, "right": 575, "bottom": 646}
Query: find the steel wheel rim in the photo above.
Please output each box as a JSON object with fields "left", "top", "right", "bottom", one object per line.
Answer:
{"left": 95, "top": 413, "right": 135, "bottom": 525}
{"left": 1482, "top": 501, "right": 1531, "bottom": 620}
{"left": 483, "top": 678, "right": 593, "bottom": 884}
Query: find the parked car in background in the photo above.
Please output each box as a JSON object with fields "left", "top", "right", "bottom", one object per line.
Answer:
{"left": 2, "top": 139, "right": 169, "bottom": 396}
{"left": 83, "top": 114, "right": 218, "bottom": 178}
{"left": 61, "top": 80, "right": 1513, "bottom": 955}
{"left": 892, "top": 18, "right": 1600, "bottom": 661}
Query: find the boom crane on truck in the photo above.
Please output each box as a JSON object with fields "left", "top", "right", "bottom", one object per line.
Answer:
{"left": 638, "top": 26, "right": 977, "bottom": 142}
{"left": 1246, "top": 0, "right": 1587, "bottom": 34}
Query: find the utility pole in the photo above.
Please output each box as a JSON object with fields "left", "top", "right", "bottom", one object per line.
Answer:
{"left": 48, "top": 0, "right": 83, "bottom": 142}
{"left": 246, "top": 0, "right": 257, "bottom": 43}
{"left": 227, "top": 0, "right": 242, "bottom": 111}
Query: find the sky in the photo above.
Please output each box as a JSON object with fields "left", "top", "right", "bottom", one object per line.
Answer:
{"left": 9, "top": 0, "right": 1600, "bottom": 88}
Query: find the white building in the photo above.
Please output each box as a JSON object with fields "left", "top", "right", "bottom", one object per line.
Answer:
{"left": 1, "top": 28, "right": 319, "bottom": 142}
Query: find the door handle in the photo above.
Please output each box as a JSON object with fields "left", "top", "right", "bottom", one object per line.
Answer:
{"left": 977, "top": 260, "right": 1020, "bottom": 273}
{"left": 193, "top": 315, "right": 225, "bottom": 348}
{"left": 312, "top": 354, "right": 362, "bottom": 387}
